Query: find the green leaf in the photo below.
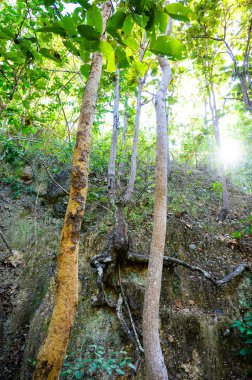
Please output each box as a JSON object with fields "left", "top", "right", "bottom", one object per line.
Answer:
{"left": 74, "top": 370, "right": 83, "bottom": 379}
{"left": 155, "top": 10, "right": 169, "bottom": 34}
{"left": 164, "top": 2, "right": 191, "bottom": 22}
{"left": 39, "top": 48, "right": 61, "bottom": 63}
{"left": 127, "top": 362, "right": 136, "bottom": 370}
{"left": 122, "top": 15, "right": 134, "bottom": 35}
{"left": 87, "top": 5, "right": 103, "bottom": 34}
{"left": 0, "top": 30, "right": 12, "bottom": 39}
{"left": 100, "top": 42, "right": 116, "bottom": 71}
{"left": 115, "top": 368, "right": 125, "bottom": 375}
{"left": 231, "top": 231, "right": 242, "bottom": 239}
{"left": 212, "top": 181, "right": 223, "bottom": 193}
{"left": 133, "top": 61, "right": 148, "bottom": 78}
{"left": 2, "top": 51, "right": 25, "bottom": 63}
{"left": 79, "top": 49, "right": 90, "bottom": 61}
{"left": 106, "top": 52, "right": 116, "bottom": 72}
{"left": 63, "top": 40, "right": 79, "bottom": 56}
{"left": 100, "top": 41, "right": 113, "bottom": 58}
{"left": 132, "top": 13, "right": 149, "bottom": 28}
{"left": 61, "top": 16, "right": 77, "bottom": 35}
{"left": 115, "top": 47, "right": 131, "bottom": 68}
{"left": 80, "top": 64, "right": 90, "bottom": 78}
{"left": 240, "top": 347, "right": 251, "bottom": 356}
{"left": 149, "top": 36, "right": 185, "bottom": 60}
{"left": 128, "top": 0, "right": 152, "bottom": 15}
{"left": 77, "top": 25, "right": 101, "bottom": 40}
{"left": 42, "top": 0, "right": 55, "bottom": 6}
{"left": 107, "top": 11, "right": 127, "bottom": 31}
{"left": 37, "top": 26, "right": 66, "bottom": 36}
{"left": 123, "top": 36, "right": 138, "bottom": 52}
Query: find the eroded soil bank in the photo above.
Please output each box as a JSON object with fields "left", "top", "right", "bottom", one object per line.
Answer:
{"left": 0, "top": 164, "right": 251, "bottom": 379}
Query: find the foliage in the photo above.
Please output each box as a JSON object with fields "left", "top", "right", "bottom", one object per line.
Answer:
{"left": 231, "top": 215, "right": 252, "bottom": 239}
{"left": 232, "top": 305, "right": 252, "bottom": 358}
{"left": 1, "top": 176, "right": 35, "bottom": 198}
{"left": 212, "top": 181, "right": 223, "bottom": 195}
{"left": 61, "top": 345, "right": 136, "bottom": 379}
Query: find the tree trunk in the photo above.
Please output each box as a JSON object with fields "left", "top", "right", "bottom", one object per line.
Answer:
{"left": 143, "top": 55, "right": 171, "bottom": 380}
{"left": 118, "top": 97, "right": 128, "bottom": 178}
{"left": 209, "top": 80, "right": 229, "bottom": 221}
{"left": 108, "top": 68, "right": 120, "bottom": 200}
{"left": 166, "top": 99, "right": 171, "bottom": 177}
{"left": 123, "top": 34, "right": 146, "bottom": 203}
{"left": 33, "top": 2, "right": 112, "bottom": 379}
{"left": 203, "top": 58, "right": 229, "bottom": 221}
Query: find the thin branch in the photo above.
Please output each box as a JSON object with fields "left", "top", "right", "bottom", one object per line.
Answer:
{"left": 42, "top": 163, "right": 70, "bottom": 195}
{"left": 193, "top": 35, "right": 223, "bottom": 42}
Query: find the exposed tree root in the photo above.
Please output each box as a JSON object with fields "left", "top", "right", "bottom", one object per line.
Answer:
{"left": 118, "top": 266, "right": 144, "bottom": 354}
{"left": 126, "top": 252, "right": 251, "bottom": 286}
{"left": 116, "top": 293, "right": 135, "bottom": 342}
{"left": 217, "top": 207, "right": 228, "bottom": 222}
{"left": 90, "top": 253, "right": 115, "bottom": 307}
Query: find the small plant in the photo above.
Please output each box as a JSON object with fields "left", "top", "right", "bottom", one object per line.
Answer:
{"left": 61, "top": 344, "right": 136, "bottom": 379}
{"left": 212, "top": 181, "right": 223, "bottom": 195}
{"left": 231, "top": 305, "right": 252, "bottom": 357}
{"left": 231, "top": 214, "right": 252, "bottom": 239}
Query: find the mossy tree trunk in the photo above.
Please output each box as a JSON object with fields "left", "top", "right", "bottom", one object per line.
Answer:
{"left": 142, "top": 55, "right": 171, "bottom": 380}
{"left": 33, "top": 2, "right": 112, "bottom": 379}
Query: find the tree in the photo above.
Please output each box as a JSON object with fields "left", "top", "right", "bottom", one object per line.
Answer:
{"left": 33, "top": 2, "right": 112, "bottom": 379}
{"left": 204, "top": 58, "right": 229, "bottom": 221}
{"left": 190, "top": 0, "right": 252, "bottom": 113}
{"left": 143, "top": 54, "right": 171, "bottom": 380}
{"left": 143, "top": 13, "right": 174, "bottom": 379}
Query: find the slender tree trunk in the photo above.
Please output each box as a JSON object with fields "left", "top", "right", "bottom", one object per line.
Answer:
{"left": 240, "top": 21, "right": 252, "bottom": 113}
{"left": 143, "top": 55, "right": 171, "bottom": 380}
{"left": 33, "top": 2, "right": 112, "bottom": 379}
{"left": 209, "top": 80, "right": 229, "bottom": 220}
{"left": 123, "top": 77, "right": 143, "bottom": 202}
{"left": 165, "top": 99, "right": 171, "bottom": 177}
{"left": 108, "top": 68, "right": 120, "bottom": 200}
{"left": 203, "top": 57, "right": 229, "bottom": 221}
{"left": 123, "top": 34, "right": 146, "bottom": 203}
{"left": 118, "top": 97, "right": 128, "bottom": 178}
{"left": 211, "top": 82, "right": 229, "bottom": 221}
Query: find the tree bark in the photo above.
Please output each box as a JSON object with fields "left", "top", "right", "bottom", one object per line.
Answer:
{"left": 33, "top": 2, "right": 112, "bottom": 379}
{"left": 204, "top": 59, "right": 229, "bottom": 221}
{"left": 142, "top": 55, "right": 171, "bottom": 380}
{"left": 209, "top": 79, "right": 229, "bottom": 220}
{"left": 123, "top": 34, "right": 146, "bottom": 203}
{"left": 108, "top": 68, "right": 120, "bottom": 200}
{"left": 118, "top": 97, "right": 128, "bottom": 177}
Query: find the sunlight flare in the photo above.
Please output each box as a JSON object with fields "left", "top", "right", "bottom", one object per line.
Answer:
{"left": 220, "top": 139, "right": 243, "bottom": 166}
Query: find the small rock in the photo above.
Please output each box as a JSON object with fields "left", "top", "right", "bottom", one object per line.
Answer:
{"left": 168, "top": 335, "right": 174, "bottom": 343}
{"left": 189, "top": 243, "right": 196, "bottom": 250}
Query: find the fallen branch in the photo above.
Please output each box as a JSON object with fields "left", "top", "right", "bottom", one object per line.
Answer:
{"left": 126, "top": 252, "right": 251, "bottom": 287}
